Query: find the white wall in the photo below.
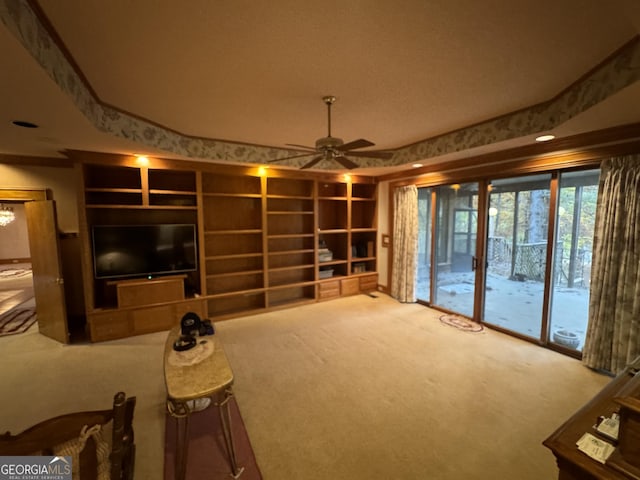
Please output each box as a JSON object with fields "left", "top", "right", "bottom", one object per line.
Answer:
{"left": 0, "top": 203, "right": 30, "bottom": 260}
{"left": 377, "top": 180, "right": 390, "bottom": 288}
{"left": 0, "top": 164, "right": 80, "bottom": 232}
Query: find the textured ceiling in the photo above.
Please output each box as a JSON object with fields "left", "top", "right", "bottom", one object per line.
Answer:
{"left": 1, "top": 0, "right": 640, "bottom": 173}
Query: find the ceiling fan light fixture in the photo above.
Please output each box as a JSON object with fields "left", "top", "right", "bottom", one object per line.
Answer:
{"left": 269, "top": 95, "right": 392, "bottom": 170}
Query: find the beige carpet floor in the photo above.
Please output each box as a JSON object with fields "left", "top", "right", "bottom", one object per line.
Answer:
{"left": 0, "top": 293, "right": 611, "bottom": 479}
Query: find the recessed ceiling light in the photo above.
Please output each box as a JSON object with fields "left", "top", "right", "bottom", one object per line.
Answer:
{"left": 535, "top": 134, "right": 555, "bottom": 142}
{"left": 412, "top": 163, "right": 423, "bottom": 168}
{"left": 12, "top": 120, "right": 39, "bottom": 129}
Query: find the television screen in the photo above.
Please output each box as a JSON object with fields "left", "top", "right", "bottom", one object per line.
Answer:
{"left": 92, "top": 224, "right": 197, "bottom": 279}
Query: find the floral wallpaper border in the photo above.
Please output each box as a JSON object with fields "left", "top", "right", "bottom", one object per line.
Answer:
{"left": 2, "top": 0, "right": 639, "bottom": 169}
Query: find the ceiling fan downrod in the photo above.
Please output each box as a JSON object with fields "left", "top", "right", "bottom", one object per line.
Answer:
{"left": 323, "top": 95, "right": 336, "bottom": 138}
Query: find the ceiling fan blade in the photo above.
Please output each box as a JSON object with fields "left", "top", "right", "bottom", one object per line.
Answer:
{"left": 268, "top": 152, "right": 315, "bottom": 163}
{"left": 343, "top": 149, "right": 394, "bottom": 160}
{"left": 285, "top": 143, "right": 317, "bottom": 151}
{"left": 334, "top": 155, "right": 359, "bottom": 169}
{"left": 336, "top": 138, "right": 375, "bottom": 151}
{"left": 300, "top": 155, "right": 324, "bottom": 169}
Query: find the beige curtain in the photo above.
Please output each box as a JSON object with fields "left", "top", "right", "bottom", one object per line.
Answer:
{"left": 582, "top": 156, "right": 640, "bottom": 374}
{"left": 391, "top": 185, "right": 418, "bottom": 302}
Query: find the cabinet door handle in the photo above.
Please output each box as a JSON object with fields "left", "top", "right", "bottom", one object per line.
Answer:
{"left": 472, "top": 257, "right": 478, "bottom": 271}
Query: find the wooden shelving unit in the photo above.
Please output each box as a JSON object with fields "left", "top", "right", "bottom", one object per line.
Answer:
{"left": 318, "top": 181, "right": 349, "bottom": 279}
{"left": 265, "top": 177, "right": 316, "bottom": 307}
{"left": 201, "top": 173, "right": 265, "bottom": 318}
{"left": 77, "top": 160, "right": 204, "bottom": 341}
{"left": 148, "top": 168, "right": 198, "bottom": 208}
{"left": 349, "top": 182, "right": 377, "bottom": 276}
{"left": 75, "top": 155, "right": 380, "bottom": 339}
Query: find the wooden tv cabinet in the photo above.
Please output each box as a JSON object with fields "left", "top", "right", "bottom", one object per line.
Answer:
{"left": 87, "top": 275, "right": 205, "bottom": 342}
{"left": 111, "top": 274, "right": 187, "bottom": 308}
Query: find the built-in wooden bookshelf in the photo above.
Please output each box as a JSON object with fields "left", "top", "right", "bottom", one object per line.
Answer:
{"left": 201, "top": 173, "right": 265, "bottom": 317}
{"left": 265, "top": 177, "right": 316, "bottom": 308}
{"left": 75, "top": 155, "right": 379, "bottom": 340}
{"left": 77, "top": 160, "right": 203, "bottom": 341}
{"left": 318, "top": 181, "right": 349, "bottom": 280}
{"left": 350, "top": 182, "right": 377, "bottom": 276}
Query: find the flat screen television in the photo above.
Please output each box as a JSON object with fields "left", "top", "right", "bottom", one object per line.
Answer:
{"left": 92, "top": 224, "right": 197, "bottom": 280}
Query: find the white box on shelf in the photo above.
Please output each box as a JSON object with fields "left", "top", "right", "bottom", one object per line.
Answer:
{"left": 319, "top": 248, "right": 333, "bottom": 262}
{"left": 319, "top": 268, "right": 334, "bottom": 279}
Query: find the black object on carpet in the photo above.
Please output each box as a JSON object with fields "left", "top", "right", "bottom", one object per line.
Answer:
{"left": 164, "top": 396, "right": 262, "bottom": 480}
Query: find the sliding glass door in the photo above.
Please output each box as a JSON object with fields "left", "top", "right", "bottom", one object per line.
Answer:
{"left": 548, "top": 169, "right": 599, "bottom": 351}
{"left": 417, "top": 183, "right": 480, "bottom": 317}
{"left": 416, "top": 188, "right": 432, "bottom": 301}
{"left": 413, "top": 168, "right": 599, "bottom": 356}
{"left": 483, "top": 175, "right": 551, "bottom": 338}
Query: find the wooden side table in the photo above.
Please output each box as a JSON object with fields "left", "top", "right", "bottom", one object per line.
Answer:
{"left": 543, "top": 357, "right": 640, "bottom": 480}
{"left": 164, "top": 327, "right": 244, "bottom": 479}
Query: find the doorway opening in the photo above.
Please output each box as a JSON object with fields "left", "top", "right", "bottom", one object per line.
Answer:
{"left": 0, "top": 190, "right": 80, "bottom": 343}
{"left": 0, "top": 201, "right": 36, "bottom": 334}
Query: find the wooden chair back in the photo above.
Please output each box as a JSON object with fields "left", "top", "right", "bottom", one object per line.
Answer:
{"left": 0, "top": 392, "right": 136, "bottom": 480}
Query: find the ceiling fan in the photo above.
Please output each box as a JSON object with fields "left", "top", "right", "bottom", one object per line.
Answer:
{"left": 270, "top": 96, "right": 393, "bottom": 170}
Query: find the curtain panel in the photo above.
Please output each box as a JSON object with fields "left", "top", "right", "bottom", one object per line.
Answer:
{"left": 391, "top": 185, "right": 418, "bottom": 302}
{"left": 583, "top": 156, "right": 640, "bottom": 374}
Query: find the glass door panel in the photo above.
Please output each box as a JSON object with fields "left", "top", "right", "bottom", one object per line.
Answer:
{"left": 416, "top": 188, "right": 432, "bottom": 301}
{"left": 483, "top": 174, "right": 551, "bottom": 338}
{"left": 548, "top": 169, "right": 599, "bottom": 351}
{"left": 433, "top": 183, "right": 478, "bottom": 317}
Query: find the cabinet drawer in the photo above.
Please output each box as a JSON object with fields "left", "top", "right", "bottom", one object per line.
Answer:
{"left": 359, "top": 273, "right": 378, "bottom": 292}
{"left": 318, "top": 280, "right": 340, "bottom": 300}
{"left": 89, "top": 311, "right": 130, "bottom": 341}
{"left": 131, "top": 305, "right": 174, "bottom": 334}
{"left": 116, "top": 276, "right": 185, "bottom": 307}
{"left": 341, "top": 278, "right": 360, "bottom": 296}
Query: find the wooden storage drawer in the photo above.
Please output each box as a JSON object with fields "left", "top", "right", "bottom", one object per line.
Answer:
{"left": 131, "top": 305, "right": 174, "bottom": 335}
{"left": 341, "top": 277, "right": 360, "bottom": 296}
{"left": 359, "top": 273, "right": 378, "bottom": 292}
{"left": 115, "top": 275, "right": 185, "bottom": 307}
{"left": 89, "top": 310, "right": 130, "bottom": 342}
{"left": 318, "top": 280, "right": 340, "bottom": 300}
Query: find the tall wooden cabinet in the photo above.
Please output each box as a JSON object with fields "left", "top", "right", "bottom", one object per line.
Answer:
{"left": 75, "top": 155, "right": 379, "bottom": 341}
